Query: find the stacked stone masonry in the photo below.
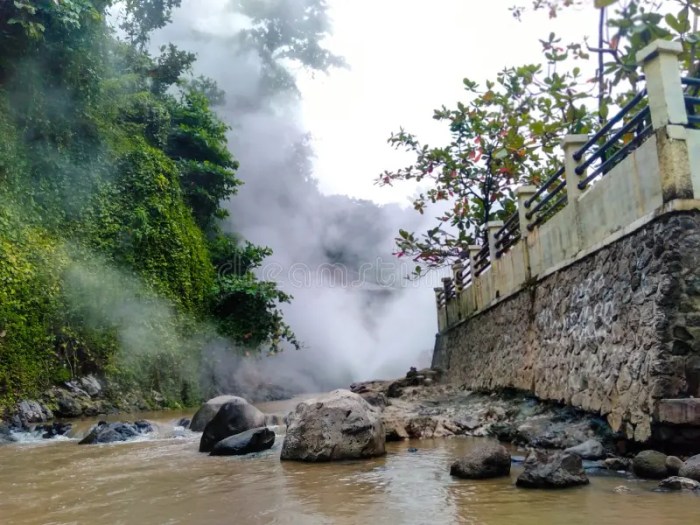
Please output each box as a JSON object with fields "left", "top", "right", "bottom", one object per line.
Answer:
{"left": 433, "top": 212, "right": 700, "bottom": 442}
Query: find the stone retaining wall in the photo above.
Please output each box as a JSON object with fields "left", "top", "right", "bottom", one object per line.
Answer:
{"left": 433, "top": 211, "right": 700, "bottom": 442}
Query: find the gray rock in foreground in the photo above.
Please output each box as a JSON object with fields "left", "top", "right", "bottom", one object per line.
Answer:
{"left": 79, "top": 421, "right": 154, "bottom": 445}
{"left": 450, "top": 444, "right": 511, "bottom": 479}
{"left": 665, "top": 456, "right": 684, "bottom": 476}
{"left": 210, "top": 427, "right": 275, "bottom": 456}
{"left": 199, "top": 400, "right": 266, "bottom": 453}
{"left": 658, "top": 476, "right": 700, "bottom": 491}
{"left": 281, "top": 389, "right": 385, "bottom": 462}
{"left": 678, "top": 454, "right": 700, "bottom": 481}
{"left": 516, "top": 450, "right": 589, "bottom": 489}
{"left": 190, "top": 395, "right": 250, "bottom": 432}
{"left": 632, "top": 450, "right": 668, "bottom": 479}
{"left": 564, "top": 439, "right": 605, "bottom": 460}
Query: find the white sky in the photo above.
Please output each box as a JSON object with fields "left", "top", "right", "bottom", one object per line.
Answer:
{"left": 298, "top": 0, "right": 599, "bottom": 205}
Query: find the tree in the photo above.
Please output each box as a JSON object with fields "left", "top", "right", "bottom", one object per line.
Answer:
{"left": 379, "top": 62, "right": 594, "bottom": 273}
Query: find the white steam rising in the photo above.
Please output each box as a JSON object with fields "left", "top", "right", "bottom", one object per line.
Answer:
{"left": 152, "top": 0, "right": 438, "bottom": 392}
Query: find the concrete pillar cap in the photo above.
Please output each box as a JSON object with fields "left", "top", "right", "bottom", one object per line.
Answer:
{"left": 486, "top": 220, "right": 504, "bottom": 229}
{"left": 515, "top": 185, "right": 538, "bottom": 196}
{"left": 636, "top": 39, "right": 683, "bottom": 64}
{"left": 561, "top": 134, "right": 590, "bottom": 147}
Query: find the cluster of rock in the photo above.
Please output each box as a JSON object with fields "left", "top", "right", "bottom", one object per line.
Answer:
{"left": 79, "top": 420, "right": 155, "bottom": 445}
{"left": 631, "top": 450, "right": 700, "bottom": 491}
{"left": 1, "top": 374, "right": 172, "bottom": 439}
{"left": 191, "top": 395, "right": 275, "bottom": 456}
{"left": 188, "top": 390, "right": 386, "bottom": 461}
{"left": 449, "top": 445, "right": 588, "bottom": 489}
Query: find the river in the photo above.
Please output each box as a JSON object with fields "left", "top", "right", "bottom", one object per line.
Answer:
{"left": 0, "top": 398, "right": 696, "bottom": 525}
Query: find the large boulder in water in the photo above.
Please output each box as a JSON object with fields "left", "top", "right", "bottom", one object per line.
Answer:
{"left": 190, "top": 395, "right": 251, "bottom": 432}
{"left": 450, "top": 444, "right": 511, "bottom": 479}
{"left": 516, "top": 450, "right": 589, "bottom": 489}
{"left": 280, "top": 389, "right": 385, "bottom": 462}
{"left": 199, "top": 401, "right": 266, "bottom": 452}
{"left": 210, "top": 427, "right": 275, "bottom": 456}
{"left": 78, "top": 420, "right": 154, "bottom": 445}
{"left": 632, "top": 450, "right": 668, "bottom": 479}
{"left": 679, "top": 454, "right": 700, "bottom": 481}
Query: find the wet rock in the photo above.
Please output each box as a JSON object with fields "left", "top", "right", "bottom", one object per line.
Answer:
{"left": 386, "top": 381, "right": 404, "bottom": 398}
{"left": 360, "top": 392, "right": 388, "bottom": 409}
{"left": 14, "top": 400, "right": 53, "bottom": 426}
{"left": 515, "top": 450, "right": 589, "bottom": 489}
{"left": 632, "top": 450, "right": 668, "bottom": 479}
{"left": 489, "top": 422, "right": 518, "bottom": 443}
{"left": 177, "top": 418, "right": 191, "bottom": 429}
{"left": 604, "top": 457, "right": 631, "bottom": 472}
{"left": 658, "top": 476, "right": 700, "bottom": 491}
{"left": 79, "top": 375, "right": 102, "bottom": 397}
{"left": 209, "top": 427, "right": 275, "bottom": 456}
{"left": 613, "top": 485, "right": 633, "bottom": 494}
{"left": 191, "top": 395, "right": 253, "bottom": 432}
{"left": 55, "top": 393, "right": 84, "bottom": 418}
{"left": 450, "top": 444, "right": 511, "bottom": 479}
{"left": 79, "top": 420, "right": 154, "bottom": 444}
{"left": 564, "top": 439, "right": 605, "bottom": 460}
{"left": 665, "top": 456, "right": 684, "bottom": 476}
{"left": 281, "top": 389, "right": 385, "bottom": 462}
{"left": 678, "top": 454, "right": 700, "bottom": 481}
{"left": 0, "top": 422, "right": 16, "bottom": 444}
{"left": 199, "top": 400, "right": 266, "bottom": 453}
{"left": 37, "top": 422, "right": 72, "bottom": 439}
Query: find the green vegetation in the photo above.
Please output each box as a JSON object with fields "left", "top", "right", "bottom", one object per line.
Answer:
{"left": 0, "top": 1, "right": 304, "bottom": 409}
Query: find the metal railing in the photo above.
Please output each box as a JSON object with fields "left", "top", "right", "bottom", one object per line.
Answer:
{"left": 524, "top": 166, "right": 566, "bottom": 231}
{"left": 494, "top": 212, "right": 520, "bottom": 257}
{"left": 573, "top": 89, "right": 652, "bottom": 189}
{"left": 682, "top": 77, "right": 700, "bottom": 127}
{"left": 473, "top": 244, "right": 491, "bottom": 276}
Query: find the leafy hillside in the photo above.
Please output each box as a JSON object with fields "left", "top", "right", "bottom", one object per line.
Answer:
{"left": 0, "top": 1, "right": 296, "bottom": 409}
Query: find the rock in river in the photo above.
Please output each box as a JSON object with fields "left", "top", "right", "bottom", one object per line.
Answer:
{"left": 281, "top": 389, "right": 385, "bottom": 462}
{"left": 632, "top": 450, "right": 668, "bottom": 479}
{"left": 191, "top": 395, "right": 252, "bottom": 432}
{"left": 658, "top": 476, "right": 700, "bottom": 491}
{"left": 516, "top": 450, "right": 589, "bottom": 489}
{"left": 450, "top": 444, "right": 511, "bottom": 479}
{"left": 199, "top": 400, "right": 266, "bottom": 453}
{"left": 210, "top": 427, "right": 275, "bottom": 456}
{"left": 79, "top": 420, "right": 154, "bottom": 445}
{"left": 678, "top": 454, "right": 700, "bottom": 482}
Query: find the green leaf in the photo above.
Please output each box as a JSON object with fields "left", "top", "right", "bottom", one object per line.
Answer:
{"left": 594, "top": 0, "right": 619, "bottom": 7}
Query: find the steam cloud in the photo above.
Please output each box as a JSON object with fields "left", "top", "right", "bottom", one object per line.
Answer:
{"left": 151, "top": 0, "right": 437, "bottom": 395}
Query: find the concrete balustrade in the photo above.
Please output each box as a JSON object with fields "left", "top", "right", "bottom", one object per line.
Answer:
{"left": 437, "top": 39, "right": 700, "bottom": 333}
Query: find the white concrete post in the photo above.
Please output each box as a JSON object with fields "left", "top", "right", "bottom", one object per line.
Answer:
{"left": 486, "top": 221, "right": 504, "bottom": 261}
{"left": 562, "top": 135, "right": 590, "bottom": 196}
{"left": 638, "top": 40, "right": 694, "bottom": 201}
{"left": 637, "top": 40, "right": 687, "bottom": 129}
{"left": 515, "top": 185, "right": 538, "bottom": 238}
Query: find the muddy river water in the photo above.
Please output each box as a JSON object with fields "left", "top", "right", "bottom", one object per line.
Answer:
{"left": 0, "top": 398, "right": 697, "bottom": 525}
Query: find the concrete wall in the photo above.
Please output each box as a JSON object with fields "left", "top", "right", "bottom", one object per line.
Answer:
{"left": 433, "top": 211, "right": 700, "bottom": 441}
